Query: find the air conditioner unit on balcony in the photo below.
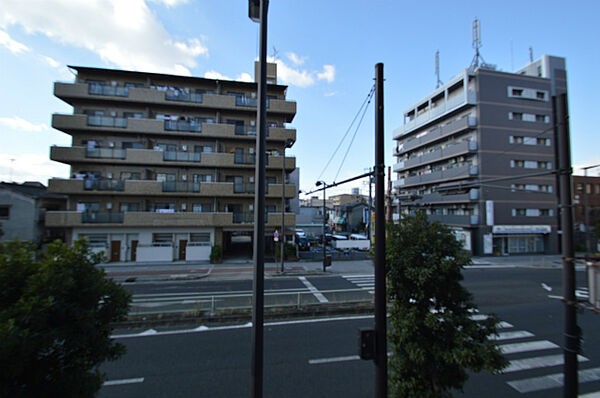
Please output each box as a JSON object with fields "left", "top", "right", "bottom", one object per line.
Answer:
{"left": 111, "top": 111, "right": 116, "bottom": 117}
{"left": 249, "top": 177, "right": 255, "bottom": 183}
{"left": 109, "top": 142, "right": 115, "bottom": 148}
{"left": 249, "top": 148, "right": 255, "bottom": 154}
{"left": 250, "top": 120, "right": 256, "bottom": 126}
{"left": 106, "top": 202, "right": 112, "bottom": 210}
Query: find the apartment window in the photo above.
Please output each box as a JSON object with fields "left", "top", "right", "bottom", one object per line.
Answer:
{"left": 157, "top": 173, "right": 176, "bottom": 182}
{"left": 537, "top": 138, "right": 551, "bottom": 146}
{"left": 510, "top": 112, "right": 523, "bottom": 120}
{"left": 120, "top": 171, "right": 141, "bottom": 180}
{"left": 0, "top": 205, "right": 10, "bottom": 219}
{"left": 152, "top": 233, "right": 173, "bottom": 244}
{"left": 193, "top": 174, "right": 212, "bottom": 183}
{"left": 535, "top": 114, "right": 547, "bottom": 122}
{"left": 152, "top": 203, "right": 175, "bottom": 212}
{"left": 123, "top": 112, "right": 144, "bottom": 119}
{"left": 540, "top": 209, "right": 553, "bottom": 216}
{"left": 125, "top": 82, "right": 144, "bottom": 88}
{"left": 523, "top": 137, "right": 537, "bottom": 145}
{"left": 192, "top": 203, "right": 212, "bottom": 213}
{"left": 524, "top": 160, "right": 538, "bottom": 169}
{"left": 119, "top": 203, "right": 139, "bottom": 212}
{"left": 190, "top": 233, "right": 210, "bottom": 244}
{"left": 80, "top": 233, "right": 108, "bottom": 247}
{"left": 511, "top": 88, "right": 523, "bottom": 97}
{"left": 586, "top": 184, "right": 592, "bottom": 194}
{"left": 536, "top": 91, "right": 546, "bottom": 100}
{"left": 194, "top": 145, "right": 213, "bottom": 153}
{"left": 265, "top": 205, "right": 277, "bottom": 213}
{"left": 538, "top": 161, "right": 552, "bottom": 169}
{"left": 576, "top": 183, "right": 583, "bottom": 192}
{"left": 512, "top": 208, "right": 526, "bottom": 216}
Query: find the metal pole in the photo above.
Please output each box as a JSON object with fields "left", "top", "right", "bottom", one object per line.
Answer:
{"left": 322, "top": 185, "right": 327, "bottom": 272}
{"left": 556, "top": 93, "right": 577, "bottom": 398}
{"left": 585, "top": 168, "right": 591, "bottom": 256}
{"left": 368, "top": 170, "right": 373, "bottom": 242}
{"left": 251, "top": 1, "right": 268, "bottom": 396}
{"left": 374, "top": 62, "right": 387, "bottom": 398}
{"left": 281, "top": 148, "right": 285, "bottom": 272}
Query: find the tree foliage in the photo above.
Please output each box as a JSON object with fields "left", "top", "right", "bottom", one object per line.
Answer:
{"left": 0, "top": 239, "right": 131, "bottom": 398}
{"left": 386, "top": 213, "right": 507, "bottom": 397}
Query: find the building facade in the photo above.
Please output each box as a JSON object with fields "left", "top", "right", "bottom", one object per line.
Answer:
{"left": 393, "top": 55, "right": 567, "bottom": 256}
{"left": 573, "top": 175, "right": 600, "bottom": 251}
{"left": 46, "top": 64, "right": 297, "bottom": 262}
{"left": 0, "top": 182, "right": 66, "bottom": 245}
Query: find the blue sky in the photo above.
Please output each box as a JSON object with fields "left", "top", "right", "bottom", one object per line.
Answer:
{"left": 1, "top": 0, "right": 599, "bottom": 197}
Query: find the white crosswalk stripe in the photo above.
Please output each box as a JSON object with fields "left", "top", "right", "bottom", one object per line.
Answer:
{"left": 342, "top": 275, "right": 374, "bottom": 294}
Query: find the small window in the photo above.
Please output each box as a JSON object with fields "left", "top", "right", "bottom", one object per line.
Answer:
{"left": 192, "top": 203, "right": 212, "bottom": 213}
{"left": 512, "top": 88, "right": 523, "bottom": 96}
{"left": 511, "top": 112, "right": 523, "bottom": 120}
{"left": 0, "top": 205, "right": 10, "bottom": 219}
{"left": 190, "top": 233, "right": 210, "bottom": 243}
{"left": 152, "top": 233, "right": 173, "bottom": 243}
{"left": 536, "top": 114, "right": 546, "bottom": 122}
{"left": 536, "top": 91, "right": 546, "bottom": 100}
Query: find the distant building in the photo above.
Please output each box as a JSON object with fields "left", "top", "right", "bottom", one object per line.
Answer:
{"left": 393, "top": 55, "right": 567, "bottom": 255}
{"left": 0, "top": 182, "right": 66, "bottom": 245}
{"left": 572, "top": 175, "right": 600, "bottom": 251}
{"left": 45, "top": 62, "right": 297, "bottom": 262}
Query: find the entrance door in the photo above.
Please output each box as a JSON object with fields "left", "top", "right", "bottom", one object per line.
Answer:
{"left": 131, "top": 240, "right": 138, "bottom": 262}
{"left": 179, "top": 240, "right": 187, "bottom": 260}
{"left": 110, "top": 241, "right": 121, "bottom": 262}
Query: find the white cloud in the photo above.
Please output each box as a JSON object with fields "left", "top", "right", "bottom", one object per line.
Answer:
{"left": 0, "top": 0, "right": 208, "bottom": 75}
{"left": 286, "top": 52, "right": 306, "bottom": 66}
{"left": 317, "top": 65, "right": 336, "bottom": 83}
{"left": 573, "top": 158, "right": 600, "bottom": 176}
{"left": 39, "top": 54, "right": 60, "bottom": 68}
{"left": 267, "top": 56, "right": 335, "bottom": 88}
{"left": 204, "top": 70, "right": 253, "bottom": 83}
{"left": 0, "top": 116, "right": 48, "bottom": 132}
{"left": 324, "top": 91, "right": 337, "bottom": 97}
{"left": 149, "top": 0, "right": 189, "bottom": 7}
{"left": 0, "top": 153, "right": 69, "bottom": 184}
{"left": 236, "top": 72, "right": 253, "bottom": 82}
{"left": 0, "top": 29, "right": 29, "bottom": 54}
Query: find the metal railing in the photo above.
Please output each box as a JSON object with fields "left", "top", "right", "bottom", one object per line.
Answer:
{"left": 83, "top": 179, "right": 125, "bottom": 191}
{"left": 164, "top": 120, "right": 203, "bottom": 132}
{"left": 85, "top": 147, "right": 126, "bottom": 159}
{"left": 129, "top": 288, "right": 374, "bottom": 316}
{"left": 162, "top": 181, "right": 200, "bottom": 193}
{"left": 235, "top": 96, "right": 270, "bottom": 108}
{"left": 234, "top": 153, "right": 256, "bottom": 164}
{"left": 88, "top": 84, "right": 129, "bottom": 97}
{"left": 165, "top": 91, "right": 203, "bottom": 103}
{"left": 87, "top": 115, "right": 128, "bottom": 128}
{"left": 163, "top": 151, "right": 201, "bottom": 162}
{"left": 81, "top": 212, "right": 124, "bottom": 224}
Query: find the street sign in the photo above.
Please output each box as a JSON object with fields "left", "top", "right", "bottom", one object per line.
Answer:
{"left": 274, "top": 230, "right": 279, "bottom": 242}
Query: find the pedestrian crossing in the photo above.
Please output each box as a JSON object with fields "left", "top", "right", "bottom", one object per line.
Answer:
{"left": 342, "top": 274, "right": 375, "bottom": 294}
{"left": 342, "top": 273, "right": 600, "bottom": 396}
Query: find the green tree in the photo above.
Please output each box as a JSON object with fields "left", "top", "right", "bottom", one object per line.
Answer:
{"left": 0, "top": 239, "right": 131, "bottom": 398}
{"left": 386, "top": 213, "right": 507, "bottom": 397}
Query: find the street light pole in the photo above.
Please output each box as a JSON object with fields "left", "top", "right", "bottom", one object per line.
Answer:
{"left": 249, "top": 1, "right": 268, "bottom": 397}
{"left": 317, "top": 180, "right": 327, "bottom": 272}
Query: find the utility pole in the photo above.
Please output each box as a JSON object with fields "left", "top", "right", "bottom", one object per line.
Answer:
{"left": 368, "top": 170, "right": 373, "bottom": 241}
{"left": 281, "top": 146, "right": 286, "bottom": 272}
{"left": 556, "top": 93, "right": 577, "bottom": 398}
{"left": 374, "top": 62, "right": 387, "bottom": 398}
{"left": 316, "top": 180, "right": 328, "bottom": 271}
{"left": 249, "top": 1, "right": 268, "bottom": 397}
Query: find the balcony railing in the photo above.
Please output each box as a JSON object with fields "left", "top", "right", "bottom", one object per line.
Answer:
{"left": 232, "top": 212, "right": 254, "bottom": 224}
{"left": 165, "top": 91, "right": 203, "bottom": 103}
{"left": 85, "top": 147, "right": 126, "bottom": 159}
{"left": 163, "top": 151, "right": 201, "bottom": 162}
{"left": 235, "top": 153, "right": 256, "bottom": 165}
{"left": 162, "top": 181, "right": 200, "bottom": 193}
{"left": 82, "top": 212, "right": 124, "bottom": 224}
{"left": 235, "top": 97, "right": 270, "bottom": 108}
{"left": 83, "top": 179, "right": 125, "bottom": 191}
{"left": 88, "top": 84, "right": 129, "bottom": 97}
{"left": 87, "top": 115, "right": 127, "bottom": 128}
{"left": 164, "top": 120, "right": 203, "bottom": 132}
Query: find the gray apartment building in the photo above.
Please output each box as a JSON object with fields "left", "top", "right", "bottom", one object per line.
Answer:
{"left": 393, "top": 55, "right": 567, "bottom": 256}
{"left": 45, "top": 63, "right": 297, "bottom": 262}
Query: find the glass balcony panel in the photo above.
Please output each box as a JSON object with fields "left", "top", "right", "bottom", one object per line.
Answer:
{"left": 88, "top": 84, "right": 129, "bottom": 97}
{"left": 82, "top": 212, "right": 124, "bottom": 223}
{"left": 165, "top": 91, "right": 203, "bottom": 103}
{"left": 87, "top": 115, "right": 128, "bottom": 128}
{"left": 85, "top": 148, "right": 126, "bottom": 159}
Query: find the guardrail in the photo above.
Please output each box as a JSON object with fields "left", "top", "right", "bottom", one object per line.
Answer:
{"left": 129, "top": 288, "right": 374, "bottom": 316}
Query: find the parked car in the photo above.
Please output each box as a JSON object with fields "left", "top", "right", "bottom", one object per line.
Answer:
{"left": 297, "top": 236, "right": 310, "bottom": 251}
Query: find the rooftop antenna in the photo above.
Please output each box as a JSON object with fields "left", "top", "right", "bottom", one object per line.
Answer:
{"left": 435, "top": 50, "right": 443, "bottom": 88}
{"left": 271, "top": 46, "right": 279, "bottom": 60}
{"left": 469, "top": 18, "right": 486, "bottom": 69}
{"left": 529, "top": 46, "right": 534, "bottom": 63}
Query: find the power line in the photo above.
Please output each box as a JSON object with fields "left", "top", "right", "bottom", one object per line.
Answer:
{"left": 316, "top": 84, "right": 375, "bottom": 183}
{"left": 333, "top": 86, "right": 375, "bottom": 182}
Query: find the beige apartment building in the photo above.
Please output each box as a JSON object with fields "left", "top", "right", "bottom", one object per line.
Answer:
{"left": 46, "top": 63, "right": 297, "bottom": 262}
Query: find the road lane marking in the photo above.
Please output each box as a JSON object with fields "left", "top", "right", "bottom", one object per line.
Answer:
{"left": 507, "top": 367, "right": 600, "bottom": 393}
{"left": 103, "top": 377, "right": 144, "bottom": 386}
{"left": 580, "top": 392, "right": 600, "bottom": 398}
{"left": 504, "top": 354, "right": 588, "bottom": 373}
{"left": 298, "top": 276, "right": 328, "bottom": 303}
{"left": 490, "top": 330, "right": 534, "bottom": 341}
{"left": 499, "top": 340, "right": 559, "bottom": 355}
{"left": 309, "top": 355, "right": 360, "bottom": 365}
{"left": 541, "top": 283, "right": 552, "bottom": 292}
{"left": 111, "top": 315, "right": 375, "bottom": 339}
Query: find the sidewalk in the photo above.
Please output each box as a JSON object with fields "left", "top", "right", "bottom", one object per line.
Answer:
{"left": 101, "top": 258, "right": 376, "bottom": 283}
{"left": 101, "top": 254, "right": 565, "bottom": 283}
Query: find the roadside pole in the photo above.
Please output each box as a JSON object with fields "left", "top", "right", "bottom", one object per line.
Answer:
{"left": 374, "top": 62, "right": 387, "bottom": 398}
{"left": 556, "top": 93, "right": 577, "bottom": 398}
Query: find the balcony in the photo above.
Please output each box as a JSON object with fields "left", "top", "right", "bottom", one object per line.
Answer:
{"left": 398, "top": 164, "right": 478, "bottom": 188}
{"left": 85, "top": 147, "right": 126, "bottom": 159}
{"left": 427, "top": 214, "right": 479, "bottom": 226}
{"left": 82, "top": 212, "right": 124, "bottom": 223}
{"left": 397, "top": 140, "right": 478, "bottom": 171}
{"left": 165, "top": 90, "right": 203, "bottom": 103}
{"left": 417, "top": 189, "right": 479, "bottom": 205}
{"left": 54, "top": 83, "right": 296, "bottom": 121}
{"left": 164, "top": 119, "right": 203, "bottom": 132}
{"left": 83, "top": 179, "right": 125, "bottom": 191}
{"left": 234, "top": 153, "right": 256, "bottom": 165}
{"left": 88, "top": 115, "right": 127, "bottom": 128}
{"left": 162, "top": 181, "right": 200, "bottom": 193}
{"left": 163, "top": 151, "right": 201, "bottom": 162}
{"left": 398, "top": 116, "right": 477, "bottom": 154}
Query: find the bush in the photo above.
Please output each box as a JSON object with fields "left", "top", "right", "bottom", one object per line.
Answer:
{"left": 0, "top": 239, "right": 131, "bottom": 398}
{"left": 210, "top": 245, "right": 223, "bottom": 261}
{"left": 386, "top": 212, "right": 507, "bottom": 397}
{"left": 275, "top": 242, "right": 297, "bottom": 259}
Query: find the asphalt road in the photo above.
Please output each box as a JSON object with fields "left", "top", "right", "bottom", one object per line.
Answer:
{"left": 101, "top": 267, "right": 600, "bottom": 398}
